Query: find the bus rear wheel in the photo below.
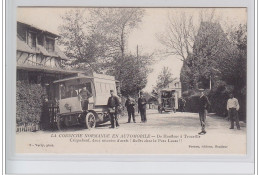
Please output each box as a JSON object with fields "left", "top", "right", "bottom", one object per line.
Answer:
{"left": 85, "top": 112, "right": 96, "bottom": 129}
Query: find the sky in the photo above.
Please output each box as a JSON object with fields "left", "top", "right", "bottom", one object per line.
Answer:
{"left": 17, "top": 8, "right": 247, "bottom": 92}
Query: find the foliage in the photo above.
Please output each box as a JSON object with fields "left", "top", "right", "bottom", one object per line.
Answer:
{"left": 58, "top": 8, "right": 145, "bottom": 71}
{"left": 180, "top": 22, "right": 247, "bottom": 120}
{"left": 58, "top": 9, "right": 107, "bottom": 71}
{"left": 16, "top": 81, "right": 47, "bottom": 126}
{"left": 207, "top": 81, "right": 233, "bottom": 116}
{"left": 156, "top": 67, "right": 175, "bottom": 90}
{"left": 106, "top": 54, "right": 152, "bottom": 96}
{"left": 89, "top": 8, "right": 145, "bottom": 58}
{"left": 58, "top": 8, "right": 149, "bottom": 96}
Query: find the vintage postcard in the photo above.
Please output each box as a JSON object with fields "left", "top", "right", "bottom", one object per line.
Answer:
{"left": 15, "top": 7, "right": 247, "bottom": 154}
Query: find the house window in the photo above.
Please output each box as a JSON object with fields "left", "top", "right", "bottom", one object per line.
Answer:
{"left": 46, "top": 37, "right": 55, "bottom": 52}
{"left": 27, "top": 32, "right": 36, "bottom": 49}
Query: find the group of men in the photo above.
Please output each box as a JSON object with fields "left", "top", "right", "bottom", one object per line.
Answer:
{"left": 102, "top": 88, "right": 242, "bottom": 132}
{"left": 197, "top": 89, "right": 240, "bottom": 135}
{"left": 107, "top": 90, "right": 147, "bottom": 129}
{"left": 68, "top": 83, "right": 241, "bottom": 132}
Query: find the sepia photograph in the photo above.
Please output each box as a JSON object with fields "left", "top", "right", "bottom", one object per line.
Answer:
{"left": 15, "top": 7, "right": 247, "bottom": 154}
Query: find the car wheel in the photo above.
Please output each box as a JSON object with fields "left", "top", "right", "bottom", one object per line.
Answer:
{"left": 85, "top": 112, "right": 96, "bottom": 129}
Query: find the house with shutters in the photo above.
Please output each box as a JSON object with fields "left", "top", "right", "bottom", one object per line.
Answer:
{"left": 16, "top": 21, "right": 79, "bottom": 100}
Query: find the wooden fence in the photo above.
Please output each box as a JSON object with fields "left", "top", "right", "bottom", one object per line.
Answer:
{"left": 16, "top": 123, "right": 40, "bottom": 132}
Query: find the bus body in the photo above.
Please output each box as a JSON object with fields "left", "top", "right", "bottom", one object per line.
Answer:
{"left": 158, "top": 88, "right": 178, "bottom": 113}
{"left": 53, "top": 73, "right": 119, "bottom": 130}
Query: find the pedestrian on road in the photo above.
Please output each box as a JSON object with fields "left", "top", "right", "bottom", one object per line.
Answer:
{"left": 198, "top": 89, "right": 210, "bottom": 135}
{"left": 179, "top": 97, "right": 186, "bottom": 112}
{"left": 125, "top": 95, "right": 136, "bottom": 123}
{"left": 107, "top": 90, "right": 120, "bottom": 128}
{"left": 227, "top": 93, "right": 240, "bottom": 130}
{"left": 138, "top": 91, "right": 147, "bottom": 123}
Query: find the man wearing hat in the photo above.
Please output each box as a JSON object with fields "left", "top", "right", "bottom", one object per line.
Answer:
{"left": 125, "top": 95, "right": 136, "bottom": 123}
{"left": 198, "top": 89, "right": 210, "bottom": 135}
{"left": 107, "top": 90, "right": 120, "bottom": 128}
{"left": 138, "top": 91, "right": 147, "bottom": 123}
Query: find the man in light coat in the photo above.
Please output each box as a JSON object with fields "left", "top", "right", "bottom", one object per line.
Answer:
{"left": 227, "top": 93, "right": 240, "bottom": 130}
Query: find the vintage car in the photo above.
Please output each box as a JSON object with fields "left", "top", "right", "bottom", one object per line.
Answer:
{"left": 158, "top": 88, "right": 178, "bottom": 113}
{"left": 53, "top": 73, "right": 119, "bottom": 130}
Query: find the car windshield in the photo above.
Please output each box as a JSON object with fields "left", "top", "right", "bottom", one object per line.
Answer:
{"left": 60, "top": 82, "right": 92, "bottom": 99}
{"left": 161, "top": 91, "right": 172, "bottom": 98}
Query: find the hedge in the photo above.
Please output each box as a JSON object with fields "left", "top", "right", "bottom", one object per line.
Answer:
{"left": 183, "top": 82, "right": 246, "bottom": 121}
{"left": 16, "top": 81, "right": 47, "bottom": 126}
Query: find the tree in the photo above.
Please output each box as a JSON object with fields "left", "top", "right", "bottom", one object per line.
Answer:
{"left": 107, "top": 54, "right": 152, "bottom": 96}
{"left": 157, "top": 9, "right": 218, "bottom": 62}
{"left": 156, "top": 67, "right": 175, "bottom": 90}
{"left": 89, "top": 8, "right": 145, "bottom": 58}
{"left": 58, "top": 9, "right": 107, "bottom": 71}
{"left": 180, "top": 21, "right": 229, "bottom": 90}
{"left": 58, "top": 8, "right": 150, "bottom": 96}
{"left": 157, "top": 12, "right": 196, "bottom": 61}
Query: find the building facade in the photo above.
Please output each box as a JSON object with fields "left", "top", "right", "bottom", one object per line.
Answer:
{"left": 16, "top": 21, "right": 79, "bottom": 101}
{"left": 166, "top": 79, "right": 182, "bottom": 99}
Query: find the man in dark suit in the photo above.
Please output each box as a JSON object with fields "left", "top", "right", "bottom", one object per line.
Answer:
{"left": 138, "top": 91, "right": 147, "bottom": 123}
{"left": 107, "top": 90, "right": 120, "bottom": 128}
{"left": 198, "top": 89, "right": 210, "bottom": 135}
{"left": 125, "top": 95, "right": 136, "bottom": 123}
{"left": 179, "top": 97, "right": 186, "bottom": 112}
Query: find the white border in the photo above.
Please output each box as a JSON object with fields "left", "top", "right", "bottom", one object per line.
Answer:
{"left": 5, "top": 0, "right": 255, "bottom": 174}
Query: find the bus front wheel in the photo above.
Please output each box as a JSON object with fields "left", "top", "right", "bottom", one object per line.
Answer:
{"left": 85, "top": 112, "right": 96, "bottom": 129}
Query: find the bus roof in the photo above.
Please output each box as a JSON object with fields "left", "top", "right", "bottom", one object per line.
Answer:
{"left": 53, "top": 75, "right": 117, "bottom": 83}
{"left": 161, "top": 88, "right": 176, "bottom": 92}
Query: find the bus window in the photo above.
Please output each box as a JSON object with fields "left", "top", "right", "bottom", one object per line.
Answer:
{"left": 60, "top": 83, "right": 67, "bottom": 99}
{"left": 85, "top": 82, "right": 92, "bottom": 93}
{"left": 109, "top": 84, "right": 115, "bottom": 92}
{"left": 105, "top": 83, "right": 110, "bottom": 92}
{"left": 101, "top": 83, "right": 106, "bottom": 93}
{"left": 95, "top": 82, "right": 101, "bottom": 93}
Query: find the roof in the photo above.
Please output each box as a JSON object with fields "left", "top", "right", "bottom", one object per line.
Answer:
{"left": 17, "top": 21, "right": 60, "bottom": 38}
{"left": 17, "top": 35, "right": 38, "bottom": 53}
{"left": 17, "top": 64, "right": 81, "bottom": 75}
{"left": 17, "top": 36, "right": 69, "bottom": 60}
{"left": 161, "top": 88, "right": 177, "bottom": 92}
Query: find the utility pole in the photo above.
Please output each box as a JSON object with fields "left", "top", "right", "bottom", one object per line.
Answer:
{"left": 209, "top": 75, "right": 212, "bottom": 90}
{"left": 137, "top": 44, "right": 140, "bottom": 97}
{"left": 137, "top": 45, "right": 139, "bottom": 60}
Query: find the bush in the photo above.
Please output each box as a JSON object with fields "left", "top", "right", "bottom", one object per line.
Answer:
{"left": 16, "top": 81, "right": 47, "bottom": 126}
{"left": 207, "top": 82, "right": 233, "bottom": 117}
{"left": 183, "top": 83, "right": 246, "bottom": 121}
{"left": 184, "top": 94, "right": 200, "bottom": 113}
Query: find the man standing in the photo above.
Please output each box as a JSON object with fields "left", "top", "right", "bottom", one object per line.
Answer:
{"left": 138, "top": 92, "right": 147, "bottom": 123}
{"left": 227, "top": 93, "right": 240, "bottom": 130}
{"left": 79, "top": 85, "right": 92, "bottom": 112}
{"left": 107, "top": 90, "right": 120, "bottom": 128}
{"left": 198, "top": 89, "right": 210, "bottom": 135}
{"left": 179, "top": 97, "right": 186, "bottom": 112}
{"left": 125, "top": 95, "right": 136, "bottom": 123}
